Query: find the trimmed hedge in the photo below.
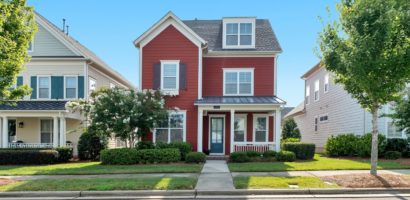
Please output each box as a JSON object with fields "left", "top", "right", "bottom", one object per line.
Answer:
{"left": 386, "top": 138, "right": 408, "bottom": 153}
{"left": 356, "top": 133, "right": 387, "bottom": 157}
{"left": 246, "top": 151, "right": 262, "bottom": 158}
{"left": 325, "top": 134, "right": 360, "bottom": 156}
{"left": 55, "top": 147, "right": 73, "bottom": 163}
{"left": 0, "top": 150, "right": 58, "bottom": 165}
{"left": 262, "top": 150, "right": 277, "bottom": 158}
{"left": 276, "top": 151, "right": 296, "bottom": 162}
{"left": 185, "top": 152, "right": 206, "bottom": 163}
{"left": 385, "top": 151, "right": 401, "bottom": 160}
{"left": 156, "top": 142, "right": 192, "bottom": 161}
{"left": 101, "top": 148, "right": 181, "bottom": 165}
{"left": 229, "top": 152, "right": 251, "bottom": 163}
{"left": 135, "top": 141, "right": 155, "bottom": 150}
{"left": 283, "top": 142, "right": 315, "bottom": 160}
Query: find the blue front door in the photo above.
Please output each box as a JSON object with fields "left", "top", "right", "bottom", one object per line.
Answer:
{"left": 210, "top": 117, "right": 224, "bottom": 154}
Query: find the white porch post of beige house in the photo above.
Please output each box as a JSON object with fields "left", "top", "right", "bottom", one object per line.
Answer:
{"left": 53, "top": 116, "right": 59, "bottom": 147}
{"left": 59, "top": 116, "right": 66, "bottom": 147}
{"left": 1, "top": 117, "right": 8, "bottom": 148}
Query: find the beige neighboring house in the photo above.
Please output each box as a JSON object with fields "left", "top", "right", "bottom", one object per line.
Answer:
{"left": 285, "top": 63, "right": 406, "bottom": 152}
{"left": 0, "top": 12, "right": 134, "bottom": 155}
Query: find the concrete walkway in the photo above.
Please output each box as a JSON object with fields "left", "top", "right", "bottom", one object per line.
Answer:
{"left": 232, "top": 169, "right": 410, "bottom": 177}
{"left": 195, "top": 160, "right": 235, "bottom": 191}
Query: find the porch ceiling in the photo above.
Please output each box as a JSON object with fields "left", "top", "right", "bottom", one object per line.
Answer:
{"left": 194, "top": 96, "right": 286, "bottom": 106}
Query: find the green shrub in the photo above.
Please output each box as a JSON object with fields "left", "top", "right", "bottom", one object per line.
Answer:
{"left": 282, "top": 138, "right": 301, "bottom": 143}
{"left": 262, "top": 150, "right": 277, "bottom": 158}
{"left": 283, "top": 142, "right": 315, "bottom": 160}
{"left": 78, "top": 130, "right": 107, "bottom": 161}
{"left": 246, "top": 151, "right": 262, "bottom": 158}
{"left": 55, "top": 147, "right": 73, "bottom": 163}
{"left": 276, "top": 151, "right": 296, "bottom": 162}
{"left": 229, "top": 152, "right": 251, "bottom": 163}
{"left": 100, "top": 148, "right": 139, "bottom": 165}
{"left": 356, "top": 133, "right": 387, "bottom": 157}
{"left": 325, "top": 134, "right": 360, "bottom": 157}
{"left": 156, "top": 142, "right": 192, "bottom": 161}
{"left": 386, "top": 138, "right": 408, "bottom": 153}
{"left": 135, "top": 141, "right": 155, "bottom": 150}
{"left": 185, "top": 152, "right": 206, "bottom": 163}
{"left": 136, "top": 148, "right": 180, "bottom": 164}
{"left": 384, "top": 151, "right": 402, "bottom": 160}
{"left": 0, "top": 150, "right": 58, "bottom": 165}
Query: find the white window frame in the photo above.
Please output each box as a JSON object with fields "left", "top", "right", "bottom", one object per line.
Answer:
{"left": 253, "top": 114, "right": 269, "bottom": 143}
{"left": 223, "top": 68, "right": 254, "bottom": 96}
{"left": 314, "top": 80, "right": 320, "bottom": 102}
{"left": 222, "top": 18, "right": 256, "bottom": 49}
{"left": 28, "top": 41, "right": 34, "bottom": 52}
{"left": 64, "top": 75, "right": 78, "bottom": 99}
{"left": 89, "top": 77, "right": 97, "bottom": 95}
{"left": 39, "top": 118, "right": 53, "bottom": 144}
{"left": 234, "top": 114, "right": 247, "bottom": 143}
{"left": 305, "top": 85, "right": 310, "bottom": 105}
{"left": 324, "top": 74, "right": 329, "bottom": 93}
{"left": 37, "top": 75, "right": 51, "bottom": 99}
{"left": 160, "top": 60, "right": 180, "bottom": 95}
{"left": 153, "top": 110, "right": 186, "bottom": 143}
{"left": 319, "top": 113, "right": 329, "bottom": 123}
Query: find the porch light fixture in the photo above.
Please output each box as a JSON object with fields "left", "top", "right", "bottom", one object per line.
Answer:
{"left": 18, "top": 122, "right": 24, "bottom": 128}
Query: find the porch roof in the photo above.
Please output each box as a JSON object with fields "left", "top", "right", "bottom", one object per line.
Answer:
{"left": 194, "top": 96, "right": 285, "bottom": 105}
{"left": 0, "top": 101, "right": 67, "bottom": 111}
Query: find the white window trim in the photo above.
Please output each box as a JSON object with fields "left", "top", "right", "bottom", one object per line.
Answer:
{"left": 160, "top": 60, "right": 180, "bottom": 95}
{"left": 223, "top": 68, "right": 254, "bottom": 96}
{"left": 305, "top": 85, "right": 310, "bottom": 105}
{"left": 314, "top": 80, "right": 320, "bottom": 102}
{"left": 319, "top": 113, "right": 329, "bottom": 123}
{"left": 37, "top": 75, "right": 51, "bottom": 100}
{"left": 89, "top": 76, "right": 97, "bottom": 94}
{"left": 233, "top": 114, "right": 247, "bottom": 143}
{"left": 222, "top": 18, "right": 256, "bottom": 49}
{"left": 324, "top": 74, "right": 329, "bottom": 93}
{"left": 153, "top": 110, "right": 186, "bottom": 143}
{"left": 64, "top": 75, "right": 78, "bottom": 100}
{"left": 28, "top": 41, "right": 34, "bottom": 52}
{"left": 252, "top": 114, "right": 269, "bottom": 143}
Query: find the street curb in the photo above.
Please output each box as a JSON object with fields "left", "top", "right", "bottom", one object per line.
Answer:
{"left": 197, "top": 188, "right": 410, "bottom": 195}
{"left": 0, "top": 191, "right": 80, "bottom": 198}
{"left": 80, "top": 190, "right": 195, "bottom": 197}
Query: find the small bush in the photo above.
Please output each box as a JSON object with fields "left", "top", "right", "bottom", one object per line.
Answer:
{"left": 356, "top": 133, "right": 387, "bottom": 157}
{"left": 229, "top": 152, "right": 250, "bottom": 163}
{"left": 137, "top": 148, "right": 180, "bottom": 164}
{"left": 276, "top": 151, "right": 296, "bottom": 162}
{"left": 386, "top": 138, "right": 408, "bottom": 153}
{"left": 283, "top": 142, "right": 315, "bottom": 160}
{"left": 384, "top": 151, "right": 402, "bottom": 160}
{"left": 262, "top": 150, "right": 277, "bottom": 158}
{"left": 185, "top": 152, "right": 206, "bottom": 163}
{"left": 246, "top": 151, "right": 262, "bottom": 158}
{"left": 100, "top": 148, "right": 139, "bottom": 165}
{"left": 55, "top": 147, "right": 73, "bottom": 163}
{"left": 282, "top": 138, "right": 301, "bottom": 143}
{"left": 0, "top": 150, "right": 58, "bottom": 165}
{"left": 325, "top": 134, "right": 360, "bottom": 157}
{"left": 135, "top": 141, "right": 155, "bottom": 150}
{"left": 78, "top": 130, "right": 107, "bottom": 161}
{"left": 156, "top": 142, "right": 192, "bottom": 161}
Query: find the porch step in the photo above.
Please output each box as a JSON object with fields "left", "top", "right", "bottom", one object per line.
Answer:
{"left": 206, "top": 155, "right": 229, "bottom": 160}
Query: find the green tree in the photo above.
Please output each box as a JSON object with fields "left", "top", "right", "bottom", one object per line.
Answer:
{"left": 282, "top": 118, "right": 301, "bottom": 139}
{"left": 390, "top": 89, "right": 410, "bottom": 136}
{"left": 0, "top": 0, "right": 37, "bottom": 102}
{"left": 319, "top": 0, "right": 410, "bottom": 175}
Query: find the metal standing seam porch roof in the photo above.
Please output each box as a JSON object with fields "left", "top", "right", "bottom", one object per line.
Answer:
{"left": 194, "top": 96, "right": 285, "bottom": 105}
{"left": 0, "top": 101, "right": 68, "bottom": 111}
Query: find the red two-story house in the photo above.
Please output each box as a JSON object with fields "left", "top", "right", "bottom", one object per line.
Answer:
{"left": 134, "top": 12, "right": 285, "bottom": 155}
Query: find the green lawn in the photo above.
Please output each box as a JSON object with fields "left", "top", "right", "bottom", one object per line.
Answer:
{"left": 0, "top": 162, "right": 203, "bottom": 175}
{"left": 234, "top": 176, "right": 339, "bottom": 189}
{"left": 229, "top": 154, "right": 410, "bottom": 172}
{"left": 0, "top": 177, "right": 197, "bottom": 191}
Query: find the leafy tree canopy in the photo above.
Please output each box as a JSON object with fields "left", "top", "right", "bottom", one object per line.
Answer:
{"left": 282, "top": 118, "right": 301, "bottom": 140}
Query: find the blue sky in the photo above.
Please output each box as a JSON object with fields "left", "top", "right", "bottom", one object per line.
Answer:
{"left": 28, "top": 0, "right": 339, "bottom": 107}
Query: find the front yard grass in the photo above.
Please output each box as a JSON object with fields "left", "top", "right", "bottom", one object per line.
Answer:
{"left": 0, "top": 162, "right": 203, "bottom": 175}
{"left": 229, "top": 154, "right": 410, "bottom": 172}
{"left": 0, "top": 177, "right": 197, "bottom": 191}
{"left": 234, "top": 176, "right": 339, "bottom": 189}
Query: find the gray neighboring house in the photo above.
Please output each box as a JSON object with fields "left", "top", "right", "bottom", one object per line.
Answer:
{"left": 285, "top": 63, "right": 406, "bottom": 151}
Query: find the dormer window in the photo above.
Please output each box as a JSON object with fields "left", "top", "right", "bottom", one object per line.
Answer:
{"left": 223, "top": 18, "right": 255, "bottom": 49}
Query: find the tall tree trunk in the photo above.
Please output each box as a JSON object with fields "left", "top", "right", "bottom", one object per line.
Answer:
{"left": 370, "top": 108, "right": 379, "bottom": 176}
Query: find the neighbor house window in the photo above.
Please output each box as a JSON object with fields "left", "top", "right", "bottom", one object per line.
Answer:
{"left": 223, "top": 18, "right": 255, "bottom": 48}
{"left": 38, "top": 76, "right": 50, "bottom": 99}
{"left": 324, "top": 74, "right": 329, "bottom": 93}
{"left": 319, "top": 114, "right": 328, "bottom": 123}
{"left": 40, "top": 119, "right": 53, "bottom": 144}
{"left": 305, "top": 85, "right": 310, "bottom": 105}
{"left": 253, "top": 115, "right": 268, "bottom": 142}
{"left": 161, "top": 60, "right": 179, "bottom": 91}
{"left": 89, "top": 77, "right": 96, "bottom": 95}
{"left": 223, "top": 69, "right": 254, "bottom": 96}
{"left": 314, "top": 116, "right": 318, "bottom": 132}
{"left": 154, "top": 111, "right": 186, "bottom": 143}
{"left": 314, "top": 80, "right": 319, "bottom": 101}
{"left": 234, "top": 115, "right": 247, "bottom": 142}
{"left": 28, "top": 41, "right": 33, "bottom": 52}
{"left": 65, "top": 76, "right": 77, "bottom": 99}
{"left": 387, "top": 122, "right": 403, "bottom": 138}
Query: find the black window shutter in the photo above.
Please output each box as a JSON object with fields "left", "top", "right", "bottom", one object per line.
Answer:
{"left": 153, "top": 63, "right": 161, "bottom": 90}
{"left": 179, "top": 63, "right": 187, "bottom": 90}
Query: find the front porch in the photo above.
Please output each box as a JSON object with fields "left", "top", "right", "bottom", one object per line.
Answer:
{"left": 195, "top": 96, "right": 285, "bottom": 155}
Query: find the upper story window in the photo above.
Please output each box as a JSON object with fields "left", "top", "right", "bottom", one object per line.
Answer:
{"left": 314, "top": 80, "right": 319, "bottom": 101}
{"left": 65, "top": 76, "right": 77, "bottom": 99}
{"left": 223, "top": 68, "right": 254, "bottom": 96}
{"left": 38, "top": 76, "right": 51, "bottom": 99}
{"left": 305, "top": 85, "right": 310, "bottom": 105}
{"left": 161, "top": 60, "right": 179, "bottom": 93}
{"left": 222, "top": 18, "right": 256, "bottom": 49}
{"left": 89, "top": 77, "right": 96, "bottom": 95}
{"left": 324, "top": 74, "right": 329, "bottom": 93}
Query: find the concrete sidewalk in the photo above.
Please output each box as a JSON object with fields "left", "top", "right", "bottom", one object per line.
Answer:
{"left": 195, "top": 160, "right": 235, "bottom": 191}
{"left": 232, "top": 169, "right": 410, "bottom": 177}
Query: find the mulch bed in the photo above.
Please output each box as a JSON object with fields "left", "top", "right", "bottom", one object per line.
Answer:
{"left": 322, "top": 174, "right": 410, "bottom": 188}
{"left": 0, "top": 178, "right": 15, "bottom": 186}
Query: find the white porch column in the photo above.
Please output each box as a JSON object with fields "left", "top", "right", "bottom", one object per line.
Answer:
{"left": 53, "top": 116, "right": 59, "bottom": 148}
{"left": 197, "top": 108, "right": 203, "bottom": 152}
{"left": 59, "top": 117, "right": 66, "bottom": 147}
{"left": 230, "top": 109, "right": 235, "bottom": 153}
{"left": 2, "top": 117, "right": 8, "bottom": 148}
{"left": 275, "top": 108, "right": 282, "bottom": 151}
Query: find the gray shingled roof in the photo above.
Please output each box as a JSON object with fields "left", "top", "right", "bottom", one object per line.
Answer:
{"left": 281, "top": 107, "right": 295, "bottom": 119}
{"left": 0, "top": 101, "right": 67, "bottom": 111}
{"left": 183, "top": 19, "right": 282, "bottom": 52}
{"left": 195, "top": 96, "right": 285, "bottom": 105}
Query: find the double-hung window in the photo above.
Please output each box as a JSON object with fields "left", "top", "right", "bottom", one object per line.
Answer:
{"left": 161, "top": 60, "right": 179, "bottom": 93}
{"left": 38, "top": 76, "right": 50, "bottom": 99}
{"left": 319, "top": 114, "right": 328, "bottom": 123}
{"left": 324, "top": 74, "right": 329, "bottom": 93}
{"left": 234, "top": 115, "right": 247, "bottom": 142}
{"left": 154, "top": 111, "right": 186, "bottom": 143}
{"left": 305, "top": 85, "right": 310, "bottom": 105}
{"left": 314, "top": 80, "right": 319, "bottom": 101}
{"left": 223, "top": 69, "right": 253, "bottom": 96}
{"left": 253, "top": 115, "right": 268, "bottom": 142}
{"left": 223, "top": 18, "right": 255, "bottom": 48}
{"left": 65, "top": 76, "right": 77, "bottom": 99}
{"left": 89, "top": 77, "right": 96, "bottom": 95}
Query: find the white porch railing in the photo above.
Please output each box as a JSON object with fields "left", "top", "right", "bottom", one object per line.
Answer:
{"left": 234, "top": 143, "right": 275, "bottom": 152}
{"left": 8, "top": 143, "right": 73, "bottom": 149}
